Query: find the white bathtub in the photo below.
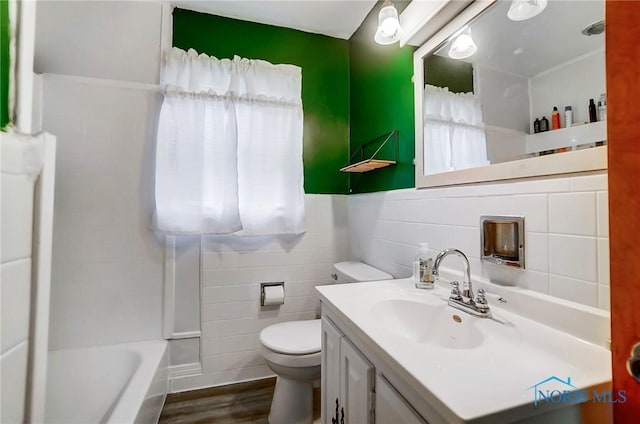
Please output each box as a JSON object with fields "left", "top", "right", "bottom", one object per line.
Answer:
{"left": 45, "top": 340, "right": 168, "bottom": 424}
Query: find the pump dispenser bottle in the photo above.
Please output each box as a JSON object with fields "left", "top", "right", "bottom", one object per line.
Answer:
{"left": 414, "top": 243, "right": 435, "bottom": 289}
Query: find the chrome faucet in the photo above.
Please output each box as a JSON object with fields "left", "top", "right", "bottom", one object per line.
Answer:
{"left": 431, "top": 248, "right": 492, "bottom": 318}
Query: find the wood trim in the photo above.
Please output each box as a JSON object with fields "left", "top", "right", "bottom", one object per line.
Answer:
{"left": 171, "top": 331, "right": 201, "bottom": 340}
{"left": 25, "top": 133, "right": 56, "bottom": 423}
{"left": 163, "top": 235, "right": 176, "bottom": 339}
{"left": 168, "top": 362, "right": 202, "bottom": 379}
{"left": 606, "top": 0, "right": 640, "bottom": 421}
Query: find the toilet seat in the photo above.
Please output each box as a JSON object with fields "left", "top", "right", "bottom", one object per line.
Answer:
{"left": 260, "top": 319, "right": 321, "bottom": 355}
{"left": 260, "top": 319, "right": 322, "bottom": 368}
{"left": 261, "top": 346, "right": 321, "bottom": 368}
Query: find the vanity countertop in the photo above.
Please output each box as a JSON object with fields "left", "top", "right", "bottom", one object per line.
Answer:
{"left": 317, "top": 278, "right": 612, "bottom": 423}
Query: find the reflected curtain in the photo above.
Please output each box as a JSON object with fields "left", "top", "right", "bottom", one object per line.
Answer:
{"left": 423, "top": 84, "right": 489, "bottom": 175}
{"left": 154, "top": 48, "right": 305, "bottom": 235}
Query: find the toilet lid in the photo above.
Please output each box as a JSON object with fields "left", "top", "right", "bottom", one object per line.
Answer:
{"left": 260, "top": 319, "right": 321, "bottom": 355}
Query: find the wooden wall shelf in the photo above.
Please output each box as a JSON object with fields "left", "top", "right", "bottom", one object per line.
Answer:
{"left": 341, "top": 130, "right": 398, "bottom": 174}
{"left": 340, "top": 159, "right": 396, "bottom": 173}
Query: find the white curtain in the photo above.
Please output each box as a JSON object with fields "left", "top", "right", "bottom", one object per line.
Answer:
{"left": 423, "top": 84, "right": 489, "bottom": 175}
{"left": 155, "top": 48, "right": 305, "bottom": 235}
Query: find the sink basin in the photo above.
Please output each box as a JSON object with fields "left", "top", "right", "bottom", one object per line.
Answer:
{"left": 372, "top": 298, "right": 484, "bottom": 349}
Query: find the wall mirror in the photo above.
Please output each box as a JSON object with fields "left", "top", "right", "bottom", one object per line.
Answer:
{"left": 414, "top": 0, "right": 607, "bottom": 188}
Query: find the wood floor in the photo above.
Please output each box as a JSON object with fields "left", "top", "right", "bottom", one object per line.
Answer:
{"left": 159, "top": 377, "right": 321, "bottom": 424}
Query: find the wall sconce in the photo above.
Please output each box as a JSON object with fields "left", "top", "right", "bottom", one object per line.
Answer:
{"left": 448, "top": 28, "right": 477, "bottom": 60}
{"left": 374, "top": 0, "right": 403, "bottom": 45}
{"left": 507, "top": 0, "right": 548, "bottom": 21}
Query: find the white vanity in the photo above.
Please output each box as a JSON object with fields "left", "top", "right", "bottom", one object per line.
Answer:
{"left": 317, "top": 277, "right": 612, "bottom": 423}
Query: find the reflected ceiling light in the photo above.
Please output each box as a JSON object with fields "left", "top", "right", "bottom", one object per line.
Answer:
{"left": 374, "top": 0, "right": 403, "bottom": 45}
{"left": 582, "top": 20, "right": 605, "bottom": 36}
{"left": 507, "top": 0, "right": 548, "bottom": 21}
{"left": 448, "top": 28, "right": 477, "bottom": 60}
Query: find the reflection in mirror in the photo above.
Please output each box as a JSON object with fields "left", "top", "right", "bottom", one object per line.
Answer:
{"left": 422, "top": 0, "right": 605, "bottom": 176}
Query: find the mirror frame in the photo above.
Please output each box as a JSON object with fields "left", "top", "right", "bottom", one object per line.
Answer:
{"left": 413, "top": 0, "right": 607, "bottom": 188}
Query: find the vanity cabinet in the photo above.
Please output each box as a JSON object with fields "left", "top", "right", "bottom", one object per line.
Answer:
{"left": 321, "top": 317, "right": 426, "bottom": 424}
{"left": 376, "top": 375, "right": 427, "bottom": 424}
{"left": 321, "top": 317, "right": 374, "bottom": 424}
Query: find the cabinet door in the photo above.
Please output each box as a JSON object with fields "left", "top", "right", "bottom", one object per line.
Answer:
{"left": 340, "top": 337, "right": 375, "bottom": 424}
{"left": 376, "top": 375, "right": 427, "bottom": 424}
{"left": 322, "top": 317, "right": 343, "bottom": 424}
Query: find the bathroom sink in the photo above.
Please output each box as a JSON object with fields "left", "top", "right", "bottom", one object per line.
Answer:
{"left": 317, "top": 278, "right": 612, "bottom": 423}
{"left": 372, "top": 298, "right": 484, "bottom": 349}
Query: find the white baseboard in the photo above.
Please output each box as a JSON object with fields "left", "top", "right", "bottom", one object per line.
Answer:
{"left": 168, "top": 362, "right": 202, "bottom": 379}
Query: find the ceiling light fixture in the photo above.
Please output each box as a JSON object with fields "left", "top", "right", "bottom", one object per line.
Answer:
{"left": 448, "top": 28, "right": 477, "bottom": 60}
{"left": 374, "top": 0, "right": 403, "bottom": 45}
{"left": 507, "top": 0, "right": 548, "bottom": 21}
{"left": 582, "top": 20, "right": 605, "bottom": 36}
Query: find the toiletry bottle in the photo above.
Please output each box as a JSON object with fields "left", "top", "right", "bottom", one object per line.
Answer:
{"left": 564, "top": 106, "right": 573, "bottom": 128}
{"left": 414, "top": 243, "right": 435, "bottom": 289}
{"left": 589, "top": 99, "right": 597, "bottom": 123}
{"left": 598, "top": 93, "right": 607, "bottom": 121}
{"left": 540, "top": 116, "right": 549, "bottom": 132}
{"left": 533, "top": 118, "right": 540, "bottom": 133}
{"left": 551, "top": 107, "right": 561, "bottom": 129}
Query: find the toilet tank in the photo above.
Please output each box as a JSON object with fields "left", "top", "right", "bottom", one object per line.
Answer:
{"left": 333, "top": 261, "right": 393, "bottom": 284}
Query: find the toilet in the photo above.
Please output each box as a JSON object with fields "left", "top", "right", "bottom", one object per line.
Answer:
{"left": 259, "top": 261, "right": 392, "bottom": 424}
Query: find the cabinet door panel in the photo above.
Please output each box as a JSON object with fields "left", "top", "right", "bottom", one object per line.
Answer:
{"left": 322, "top": 317, "right": 343, "bottom": 424}
{"left": 376, "top": 374, "right": 427, "bottom": 424}
{"left": 340, "top": 337, "right": 374, "bottom": 424}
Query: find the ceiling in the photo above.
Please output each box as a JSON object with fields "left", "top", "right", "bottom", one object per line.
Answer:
{"left": 435, "top": 0, "right": 605, "bottom": 78}
{"left": 175, "top": 0, "right": 379, "bottom": 40}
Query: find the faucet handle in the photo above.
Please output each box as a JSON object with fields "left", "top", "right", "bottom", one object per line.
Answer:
{"left": 476, "top": 288, "right": 486, "bottom": 300}
{"left": 475, "top": 289, "right": 490, "bottom": 311}
{"left": 450, "top": 281, "right": 462, "bottom": 300}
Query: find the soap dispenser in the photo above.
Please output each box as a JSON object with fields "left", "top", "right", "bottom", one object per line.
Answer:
{"left": 414, "top": 243, "right": 435, "bottom": 289}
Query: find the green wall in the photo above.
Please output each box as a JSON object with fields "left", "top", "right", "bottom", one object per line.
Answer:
{"left": 172, "top": 8, "right": 350, "bottom": 195}
{"left": 348, "top": 1, "right": 416, "bottom": 193}
{"left": 424, "top": 55, "right": 474, "bottom": 94}
{"left": 1, "top": 0, "right": 9, "bottom": 129}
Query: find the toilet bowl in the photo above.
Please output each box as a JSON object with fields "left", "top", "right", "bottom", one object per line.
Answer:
{"left": 260, "top": 319, "right": 321, "bottom": 424}
{"left": 259, "top": 261, "right": 393, "bottom": 424}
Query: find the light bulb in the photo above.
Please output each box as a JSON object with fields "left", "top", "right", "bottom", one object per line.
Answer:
{"left": 507, "top": 0, "right": 548, "bottom": 21}
{"left": 381, "top": 17, "right": 399, "bottom": 36}
{"left": 454, "top": 34, "right": 473, "bottom": 51}
{"left": 448, "top": 28, "right": 477, "bottom": 60}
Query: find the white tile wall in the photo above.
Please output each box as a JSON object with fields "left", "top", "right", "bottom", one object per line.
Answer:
{"left": 43, "top": 76, "right": 165, "bottom": 349}
{"left": 348, "top": 172, "right": 610, "bottom": 310}
{"left": 0, "top": 342, "right": 29, "bottom": 423}
{"left": 548, "top": 192, "right": 596, "bottom": 236}
{"left": 1, "top": 159, "right": 36, "bottom": 422}
{"left": 171, "top": 195, "right": 349, "bottom": 391}
{"left": 1, "top": 259, "right": 32, "bottom": 352}
{"left": 1, "top": 174, "right": 35, "bottom": 262}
